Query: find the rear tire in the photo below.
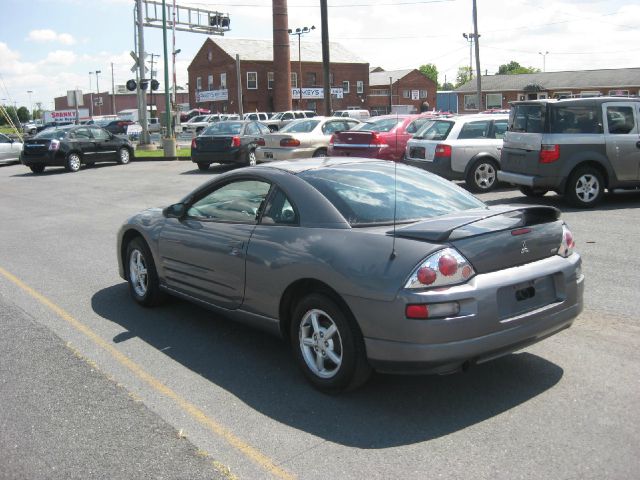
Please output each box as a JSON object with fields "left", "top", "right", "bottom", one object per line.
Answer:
{"left": 290, "top": 293, "right": 371, "bottom": 392}
{"left": 246, "top": 149, "right": 257, "bottom": 166}
{"left": 466, "top": 158, "right": 499, "bottom": 192}
{"left": 197, "top": 162, "right": 210, "bottom": 171}
{"left": 125, "top": 237, "right": 165, "bottom": 307}
{"left": 29, "top": 165, "right": 45, "bottom": 174}
{"left": 312, "top": 148, "right": 328, "bottom": 158}
{"left": 519, "top": 186, "right": 548, "bottom": 198}
{"left": 65, "top": 153, "right": 81, "bottom": 172}
{"left": 565, "top": 166, "right": 604, "bottom": 208}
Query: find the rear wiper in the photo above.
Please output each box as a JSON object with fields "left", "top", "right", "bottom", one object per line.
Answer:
{"left": 413, "top": 135, "right": 424, "bottom": 139}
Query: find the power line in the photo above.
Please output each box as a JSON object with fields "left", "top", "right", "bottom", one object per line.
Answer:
{"left": 185, "top": 0, "right": 455, "bottom": 7}
{"left": 482, "top": 45, "right": 640, "bottom": 56}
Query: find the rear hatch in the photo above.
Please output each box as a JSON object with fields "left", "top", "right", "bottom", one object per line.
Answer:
{"left": 194, "top": 135, "right": 235, "bottom": 152}
{"left": 330, "top": 130, "right": 387, "bottom": 157}
{"left": 22, "top": 138, "right": 53, "bottom": 157}
{"left": 501, "top": 103, "right": 546, "bottom": 175}
{"left": 406, "top": 119, "right": 455, "bottom": 161}
{"left": 396, "top": 205, "right": 562, "bottom": 274}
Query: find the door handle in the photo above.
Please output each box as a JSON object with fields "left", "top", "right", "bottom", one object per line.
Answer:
{"left": 229, "top": 240, "right": 244, "bottom": 256}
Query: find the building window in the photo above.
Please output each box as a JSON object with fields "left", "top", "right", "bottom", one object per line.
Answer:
{"left": 357, "top": 81, "right": 364, "bottom": 94}
{"left": 553, "top": 91, "right": 571, "bottom": 99}
{"left": 580, "top": 91, "right": 601, "bottom": 98}
{"left": 464, "top": 94, "right": 478, "bottom": 111}
{"left": 268, "top": 72, "right": 274, "bottom": 90}
{"left": 419, "top": 90, "right": 428, "bottom": 99}
{"left": 247, "top": 72, "right": 257, "bottom": 90}
{"left": 220, "top": 73, "right": 227, "bottom": 89}
{"left": 402, "top": 89, "right": 410, "bottom": 99}
{"left": 306, "top": 72, "right": 317, "bottom": 87}
{"left": 207, "top": 75, "right": 213, "bottom": 90}
{"left": 307, "top": 100, "right": 317, "bottom": 112}
{"left": 486, "top": 93, "right": 503, "bottom": 109}
{"left": 342, "top": 81, "right": 349, "bottom": 93}
{"left": 609, "top": 89, "right": 630, "bottom": 96}
{"left": 370, "top": 88, "right": 390, "bottom": 96}
{"left": 196, "top": 76, "right": 202, "bottom": 90}
{"left": 291, "top": 72, "right": 298, "bottom": 88}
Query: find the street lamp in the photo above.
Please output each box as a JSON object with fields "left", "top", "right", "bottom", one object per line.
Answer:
{"left": 538, "top": 51, "right": 549, "bottom": 72}
{"left": 95, "top": 70, "right": 102, "bottom": 115}
{"left": 88, "top": 72, "right": 94, "bottom": 117}
{"left": 27, "top": 90, "right": 33, "bottom": 120}
{"left": 462, "top": 33, "right": 476, "bottom": 80}
{"left": 288, "top": 25, "right": 315, "bottom": 108}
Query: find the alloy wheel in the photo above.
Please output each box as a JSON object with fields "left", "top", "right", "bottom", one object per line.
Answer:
{"left": 299, "top": 308, "right": 343, "bottom": 379}
{"left": 474, "top": 163, "right": 496, "bottom": 190}
{"left": 129, "top": 249, "right": 148, "bottom": 298}
{"left": 574, "top": 173, "right": 600, "bottom": 204}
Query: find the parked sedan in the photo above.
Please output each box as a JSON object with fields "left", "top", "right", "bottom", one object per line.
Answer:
{"left": 255, "top": 117, "right": 360, "bottom": 162}
{"left": 327, "top": 113, "right": 439, "bottom": 161}
{"left": 21, "top": 125, "right": 134, "bottom": 173}
{"left": 405, "top": 114, "right": 509, "bottom": 192}
{"left": 0, "top": 133, "right": 23, "bottom": 164}
{"left": 117, "top": 158, "right": 583, "bottom": 392}
{"left": 191, "top": 120, "right": 271, "bottom": 170}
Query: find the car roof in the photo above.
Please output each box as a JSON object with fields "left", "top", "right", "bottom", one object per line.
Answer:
{"left": 252, "top": 156, "right": 388, "bottom": 174}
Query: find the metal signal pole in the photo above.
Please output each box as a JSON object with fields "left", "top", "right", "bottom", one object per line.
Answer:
{"left": 136, "top": 0, "right": 150, "bottom": 145}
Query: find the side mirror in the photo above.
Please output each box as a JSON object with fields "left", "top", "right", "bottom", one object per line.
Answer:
{"left": 163, "top": 203, "right": 186, "bottom": 219}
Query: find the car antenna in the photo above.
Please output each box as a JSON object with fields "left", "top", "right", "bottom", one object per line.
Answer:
{"left": 390, "top": 111, "right": 399, "bottom": 260}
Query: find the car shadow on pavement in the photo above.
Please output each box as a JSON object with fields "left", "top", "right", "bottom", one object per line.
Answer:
{"left": 180, "top": 164, "right": 238, "bottom": 175}
{"left": 92, "top": 283, "right": 564, "bottom": 449}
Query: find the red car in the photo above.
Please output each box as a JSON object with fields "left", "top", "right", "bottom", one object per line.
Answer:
{"left": 179, "top": 108, "right": 211, "bottom": 122}
{"left": 328, "top": 113, "right": 438, "bottom": 161}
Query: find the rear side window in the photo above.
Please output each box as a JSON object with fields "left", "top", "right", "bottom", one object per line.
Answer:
{"left": 549, "top": 105, "right": 600, "bottom": 134}
{"left": 606, "top": 106, "right": 635, "bottom": 134}
{"left": 509, "top": 104, "right": 544, "bottom": 133}
{"left": 458, "top": 120, "right": 491, "bottom": 139}
{"left": 492, "top": 119, "right": 508, "bottom": 139}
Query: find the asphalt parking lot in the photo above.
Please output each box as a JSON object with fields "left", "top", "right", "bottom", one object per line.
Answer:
{"left": 0, "top": 159, "right": 638, "bottom": 480}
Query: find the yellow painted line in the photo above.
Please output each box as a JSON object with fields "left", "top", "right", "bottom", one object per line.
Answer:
{"left": 0, "top": 266, "right": 295, "bottom": 480}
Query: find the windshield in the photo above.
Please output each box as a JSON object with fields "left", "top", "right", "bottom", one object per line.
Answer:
{"left": 414, "top": 120, "right": 454, "bottom": 140}
{"left": 271, "top": 112, "right": 284, "bottom": 120}
{"left": 280, "top": 119, "right": 320, "bottom": 133}
{"left": 353, "top": 117, "right": 403, "bottom": 133}
{"left": 34, "top": 128, "right": 70, "bottom": 140}
{"left": 203, "top": 122, "right": 243, "bottom": 135}
{"left": 299, "top": 163, "right": 485, "bottom": 226}
{"left": 190, "top": 115, "right": 206, "bottom": 123}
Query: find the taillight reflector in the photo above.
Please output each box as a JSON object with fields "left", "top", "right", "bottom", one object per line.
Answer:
{"left": 231, "top": 136, "right": 241, "bottom": 147}
{"left": 511, "top": 228, "right": 532, "bottom": 236}
{"left": 539, "top": 144, "right": 560, "bottom": 163}
{"left": 329, "top": 134, "right": 335, "bottom": 146}
{"left": 191, "top": 138, "right": 197, "bottom": 149}
{"left": 369, "top": 132, "right": 388, "bottom": 147}
{"left": 257, "top": 137, "right": 265, "bottom": 146}
{"left": 434, "top": 144, "right": 452, "bottom": 158}
{"left": 406, "top": 304, "right": 429, "bottom": 319}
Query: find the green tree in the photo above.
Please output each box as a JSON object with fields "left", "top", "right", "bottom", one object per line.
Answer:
{"left": 497, "top": 61, "right": 540, "bottom": 75}
{"left": 419, "top": 63, "right": 438, "bottom": 86}
{"left": 17, "top": 106, "right": 30, "bottom": 122}
{"left": 0, "top": 106, "right": 19, "bottom": 126}
{"left": 455, "top": 66, "right": 472, "bottom": 88}
{"left": 441, "top": 81, "right": 455, "bottom": 91}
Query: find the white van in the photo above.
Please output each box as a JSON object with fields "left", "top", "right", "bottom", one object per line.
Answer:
{"left": 332, "top": 109, "right": 370, "bottom": 121}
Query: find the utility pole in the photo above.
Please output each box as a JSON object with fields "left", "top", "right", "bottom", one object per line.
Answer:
{"left": 320, "top": 0, "right": 331, "bottom": 115}
{"left": 472, "top": 0, "right": 482, "bottom": 111}
{"left": 161, "top": 0, "right": 176, "bottom": 156}
{"left": 136, "top": 0, "right": 150, "bottom": 145}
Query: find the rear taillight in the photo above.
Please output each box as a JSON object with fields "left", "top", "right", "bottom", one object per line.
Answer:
{"left": 369, "top": 132, "right": 387, "bottom": 147}
{"left": 48, "top": 139, "right": 60, "bottom": 151}
{"left": 434, "top": 144, "right": 451, "bottom": 158}
{"left": 231, "top": 136, "right": 241, "bottom": 147}
{"left": 191, "top": 138, "right": 197, "bottom": 149}
{"left": 405, "top": 248, "right": 475, "bottom": 289}
{"left": 280, "top": 138, "right": 300, "bottom": 147}
{"left": 257, "top": 137, "right": 265, "bottom": 146}
{"left": 329, "top": 134, "right": 335, "bottom": 146}
{"left": 405, "top": 302, "right": 460, "bottom": 320}
{"left": 558, "top": 224, "right": 575, "bottom": 257}
{"left": 539, "top": 144, "right": 560, "bottom": 163}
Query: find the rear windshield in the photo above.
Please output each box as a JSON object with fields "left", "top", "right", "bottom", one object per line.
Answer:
{"left": 354, "top": 117, "right": 403, "bottom": 133}
{"left": 203, "top": 122, "right": 243, "bottom": 135}
{"left": 280, "top": 119, "right": 320, "bottom": 133}
{"left": 414, "top": 120, "right": 454, "bottom": 140}
{"left": 34, "top": 128, "right": 69, "bottom": 140}
{"left": 509, "top": 104, "right": 544, "bottom": 133}
{"left": 299, "top": 163, "right": 485, "bottom": 226}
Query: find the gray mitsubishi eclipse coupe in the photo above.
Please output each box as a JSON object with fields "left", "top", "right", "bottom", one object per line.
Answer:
{"left": 117, "top": 158, "right": 584, "bottom": 392}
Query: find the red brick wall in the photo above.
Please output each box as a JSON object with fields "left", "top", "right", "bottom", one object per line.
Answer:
{"left": 368, "top": 70, "right": 437, "bottom": 114}
{"left": 54, "top": 92, "right": 189, "bottom": 116}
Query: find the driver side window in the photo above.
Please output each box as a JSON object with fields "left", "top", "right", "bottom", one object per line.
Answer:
{"left": 187, "top": 180, "right": 271, "bottom": 223}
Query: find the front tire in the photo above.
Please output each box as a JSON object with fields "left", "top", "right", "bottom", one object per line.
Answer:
{"left": 29, "top": 165, "right": 45, "bottom": 174}
{"left": 65, "top": 153, "right": 81, "bottom": 172}
{"left": 565, "top": 166, "right": 604, "bottom": 208}
{"left": 117, "top": 147, "right": 131, "bottom": 165}
{"left": 291, "top": 293, "right": 371, "bottom": 392}
{"left": 466, "top": 158, "right": 499, "bottom": 192}
{"left": 125, "top": 237, "right": 165, "bottom": 307}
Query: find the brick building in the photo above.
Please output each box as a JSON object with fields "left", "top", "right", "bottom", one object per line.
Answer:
{"left": 54, "top": 89, "right": 189, "bottom": 117}
{"left": 368, "top": 68, "right": 437, "bottom": 116}
{"left": 455, "top": 67, "right": 640, "bottom": 113}
{"left": 187, "top": 37, "right": 369, "bottom": 113}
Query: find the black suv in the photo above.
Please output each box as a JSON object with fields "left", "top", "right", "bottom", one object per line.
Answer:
{"left": 21, "top": 125, "right": 134, "bottom": 174}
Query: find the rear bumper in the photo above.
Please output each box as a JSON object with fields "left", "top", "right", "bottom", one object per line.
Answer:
{"left": 497, "top": 171, "right": 564, "bottom": 190}
{"left": 21, "top": 151, "right": 63, "bottom": 166}
{"left": 191, "top": 149, "right": 243, "bottom": 164}
{"left": 255, "top": 147, "right": 316, "bottom": 162}
{"left": 404, "top": 156, "right": 463, "bottom": 180}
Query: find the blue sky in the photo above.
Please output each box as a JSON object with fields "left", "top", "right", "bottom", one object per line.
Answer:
{"left": 1, "top": 0, "right": 639, "bottom": 111}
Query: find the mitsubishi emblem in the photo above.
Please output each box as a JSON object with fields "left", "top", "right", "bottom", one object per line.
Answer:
{"left": 521, "top": 241, "right": 530, "bottom": 255}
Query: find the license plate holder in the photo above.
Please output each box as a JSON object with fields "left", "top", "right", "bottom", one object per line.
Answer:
{"left": 264, "top": 152, "right": 273, "bottom": 159}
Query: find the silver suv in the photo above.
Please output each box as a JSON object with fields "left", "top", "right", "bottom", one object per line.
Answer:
{"left": 498, "top": 97, "right": 640, "bottom": 207}
{"left": 404, "top": 114, "right": 509, "bottom": 192}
